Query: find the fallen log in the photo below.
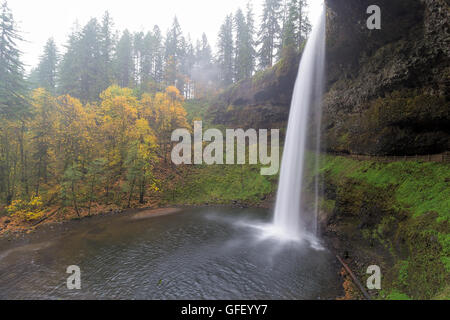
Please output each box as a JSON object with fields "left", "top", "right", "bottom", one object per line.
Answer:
{"left": 336, "top": 254, "right": 372, "bottom": 300}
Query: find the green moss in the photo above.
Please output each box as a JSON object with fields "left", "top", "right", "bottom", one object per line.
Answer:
{"left": 438, "top": 233, "right": 450, "bottom": 272}
{"left": 397, "top": 260, "right": 409, "bottom": 287}
{"left": 162, "top": 164, "right": 277, "bottom": 206}
{"left": 314, "top": 154, "right": 449, "bottom": 299}
{"left": 319, "top": 156, "right": 450, "bottom": 222}
{"left": 385, "top": 290, "right": 412, "bottom": 300}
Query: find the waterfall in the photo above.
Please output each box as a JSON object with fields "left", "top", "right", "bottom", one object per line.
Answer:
{"left": 273, "top": 8, "right": 326, "bottom": 240}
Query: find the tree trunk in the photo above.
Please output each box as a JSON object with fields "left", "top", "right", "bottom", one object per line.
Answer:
{"left": 127, "top": 175, "right": 137, "bottom": 208}
{"left": 72, "top": 180, "right": 80, "bottom": 218}
{"left": 139, "top": 175, "right": 146, "bottom": 204}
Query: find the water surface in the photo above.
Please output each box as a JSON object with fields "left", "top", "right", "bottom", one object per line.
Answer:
{"left": 0, "top": 207, "right": 342, "bottom": 299}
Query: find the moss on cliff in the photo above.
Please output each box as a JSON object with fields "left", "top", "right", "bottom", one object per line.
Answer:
{"left": 324, "top": 0, "right": 449, "bottom": 156}
{"left": 313, "top": 155, "right": 449, "bottom": 299}
{"left": 325, "top": 89, "right": 450, "bottom": 155}
{"left": 160, "top": 163, "right": 278, "bottom": 207}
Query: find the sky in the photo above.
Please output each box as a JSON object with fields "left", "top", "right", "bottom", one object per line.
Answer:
{"left": 8, "top": 0, "right": 324, "bottom": 72}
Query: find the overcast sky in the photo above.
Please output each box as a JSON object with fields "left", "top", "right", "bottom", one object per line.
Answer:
{"left": 8, "top": 0, "right": 323, "bottom": 71}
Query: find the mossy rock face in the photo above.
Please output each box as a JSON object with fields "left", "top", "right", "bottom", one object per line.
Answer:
{"left": 324, "top": 0, "right": 449, "bottom": 155}
{"left": 390, "top": 212, "right": 449, "bottom": 299}
{"left": 318, "top": 155, "right": 450, "bottom": 299}
{"left": 325, "top": 89, "right": 450, "bottom": 155}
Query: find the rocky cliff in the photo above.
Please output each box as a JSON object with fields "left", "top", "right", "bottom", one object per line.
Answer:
{"left": 324, "top": 0, "right": 449, "bottom": 155}
{"left": 209, "top": 0, "right": 449, "bottom": 156}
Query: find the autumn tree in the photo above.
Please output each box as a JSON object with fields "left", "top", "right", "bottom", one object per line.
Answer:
{"left": 29, "top": 88, "right": 57, "bottom": 197}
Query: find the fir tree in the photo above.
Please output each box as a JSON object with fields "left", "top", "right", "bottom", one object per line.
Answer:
{"left": 114, "top": 29, "right": 134, "bottom": 88}
{"left": 0, "top": 1, "right": 27, "bottom": 118}
{"left": 217, "top": 14, "right": 234, "bottom": 86}
{"left": 36, "top": 38, "right": 58, "bottom": 93}
{"left": 257, "top": 0, "right": 282, "bottom": 69}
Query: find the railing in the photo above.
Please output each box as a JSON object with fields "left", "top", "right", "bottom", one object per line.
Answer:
{"left": 327, "top": 151, "right": 450, "bottom": 163}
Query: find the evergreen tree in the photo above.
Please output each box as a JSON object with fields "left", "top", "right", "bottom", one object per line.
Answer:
{"left": 0, "top": 1, "right": 27, "bottom": 118}
{"left": 295, "top": 0, "right": 311, "bottom": 49}
{"left": 196, "top": 33, "right": 213, "bottom": 67}
{"left": 114, "top": 29, "right": 134, "bottom": 88}
{"left": 58, "top": 24, "right": 82, "bottom": 98}
{"left": 99, "top": 11, "right": 115, "bottom": 91}
{"left": 257, "top": 0, "right": 282, "bottom": 69}
{"left": 217, "top": 14, "right": 234, "bottom": 86}
{"left": 234, "top": 7, "right": 255, "bottom": 81}
{"left": 138, "top": 31, "right": 154, "bottom": 89}
{"left": 58, "top": 19, "right": 104, "bottom": 101}
{"left": 245, "top": 2, "right": 256, "bottom": 77}
{"left": 176, "top": 34, "right": 187, "bottom": 94}
{"left": 192, "top": 33, "right": 214, "bottom": 97}
{"left": 133, "top": 31, "right": 144, "bottom": 86}
{"left": 281, "top": 0, "right": 297, "bottom": 52}
{"left": 78, "top": 18, "right": 103, "bottom": 102}
{"left": 164, "top": 17, "right": 183, "bottom": 87}
{"left": 181, "top": 34, "right": 195, "bottom": 98}
{"left": 282, "top": 0, "right": 311, "bottom": 51}
{"left": 36, "top": 38, "right": 58, "bottom": 93}
{"left": 152, "top": 25, "right": 164, "bottom": 85}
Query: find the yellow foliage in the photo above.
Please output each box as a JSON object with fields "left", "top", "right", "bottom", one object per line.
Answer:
{"left": 6, "top": 196, "right": 45, "bottom": 222}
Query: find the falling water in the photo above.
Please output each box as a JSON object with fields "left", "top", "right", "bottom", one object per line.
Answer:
{"left": 273, "top": 8, "right": 326, "bottom": 240}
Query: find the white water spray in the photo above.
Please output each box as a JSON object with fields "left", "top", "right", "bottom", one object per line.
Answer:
{"left": 273, "top": 8, "right": 326, "bottom": 240}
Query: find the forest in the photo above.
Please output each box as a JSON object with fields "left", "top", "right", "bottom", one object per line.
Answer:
{"left": 0, "top": 0, "right": 311, "bottom": 222}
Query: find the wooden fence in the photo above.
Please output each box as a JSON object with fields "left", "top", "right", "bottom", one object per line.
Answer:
{"left": 327, "top": 151, "right": 450, "bottom": 163}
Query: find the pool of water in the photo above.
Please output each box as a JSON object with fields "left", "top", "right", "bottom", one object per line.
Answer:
{"left": 0, "top": 207, "right": 342, "bottom": 299}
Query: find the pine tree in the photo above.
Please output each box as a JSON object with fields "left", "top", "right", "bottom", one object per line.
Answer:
{"left": 234, "top": 9, "right": 247, "bottom": 82}
{"left": 164, "top": 17, "right": 183, "bottom": 87}
{"left": 58, "top": 23, "right": 82, "bottom": 98}
{"left": 0, "top": 1, "right": 27, "bottom": 119}
{"left": 181, "top": 34, "right": 195, "bottom": 98}
{"left": 58, "top": 19, "right": 104, "bottom": 101}
{"left": 138, "top": 31, "right": 154, "bottom": 89}
{"left": 99, "top": 11, "right": 115, "bottom": 92}
{"left": 281, "top": 0, "right": 297, "bottom": 52}
{"left": 245, "top": 2, "right": 256, "bottom": 77}
{"left": 192, "top": 33, "right": 214, "bottom": 97}
{"left": 197, "top": 33, "right": 213, "bottom": 67}
{"left": 282, "top": 0, "right": 311, "bottom": 51}
{"left": 133, "top": 31, "right": 144, "bottom": 86}
{"left": 152, "top": 25, "right": 164, "bottom": 85}
{"left": 217, "top": 14, "right": 234, "bottom": 86}
{"left": 78, "top": 18, "right": 102, "bottom": 101}
{"left": 234, "top": 7, "right": 255, "bottom": 81}
{"left": 296, "top": 0, "right": 311, "bottom": 49}
{"left": 257, "top": 0, "right": 282, "bottom": 69}
{"left": 114, "top": 30, "right": 134, "bottom": 88}
{"left": 36, "top": 38, "right": 58, "bottom": 93}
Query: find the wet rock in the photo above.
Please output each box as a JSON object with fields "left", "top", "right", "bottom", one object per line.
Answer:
{"left": 324, "top": 0, "right": 450, "bottom": 155}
